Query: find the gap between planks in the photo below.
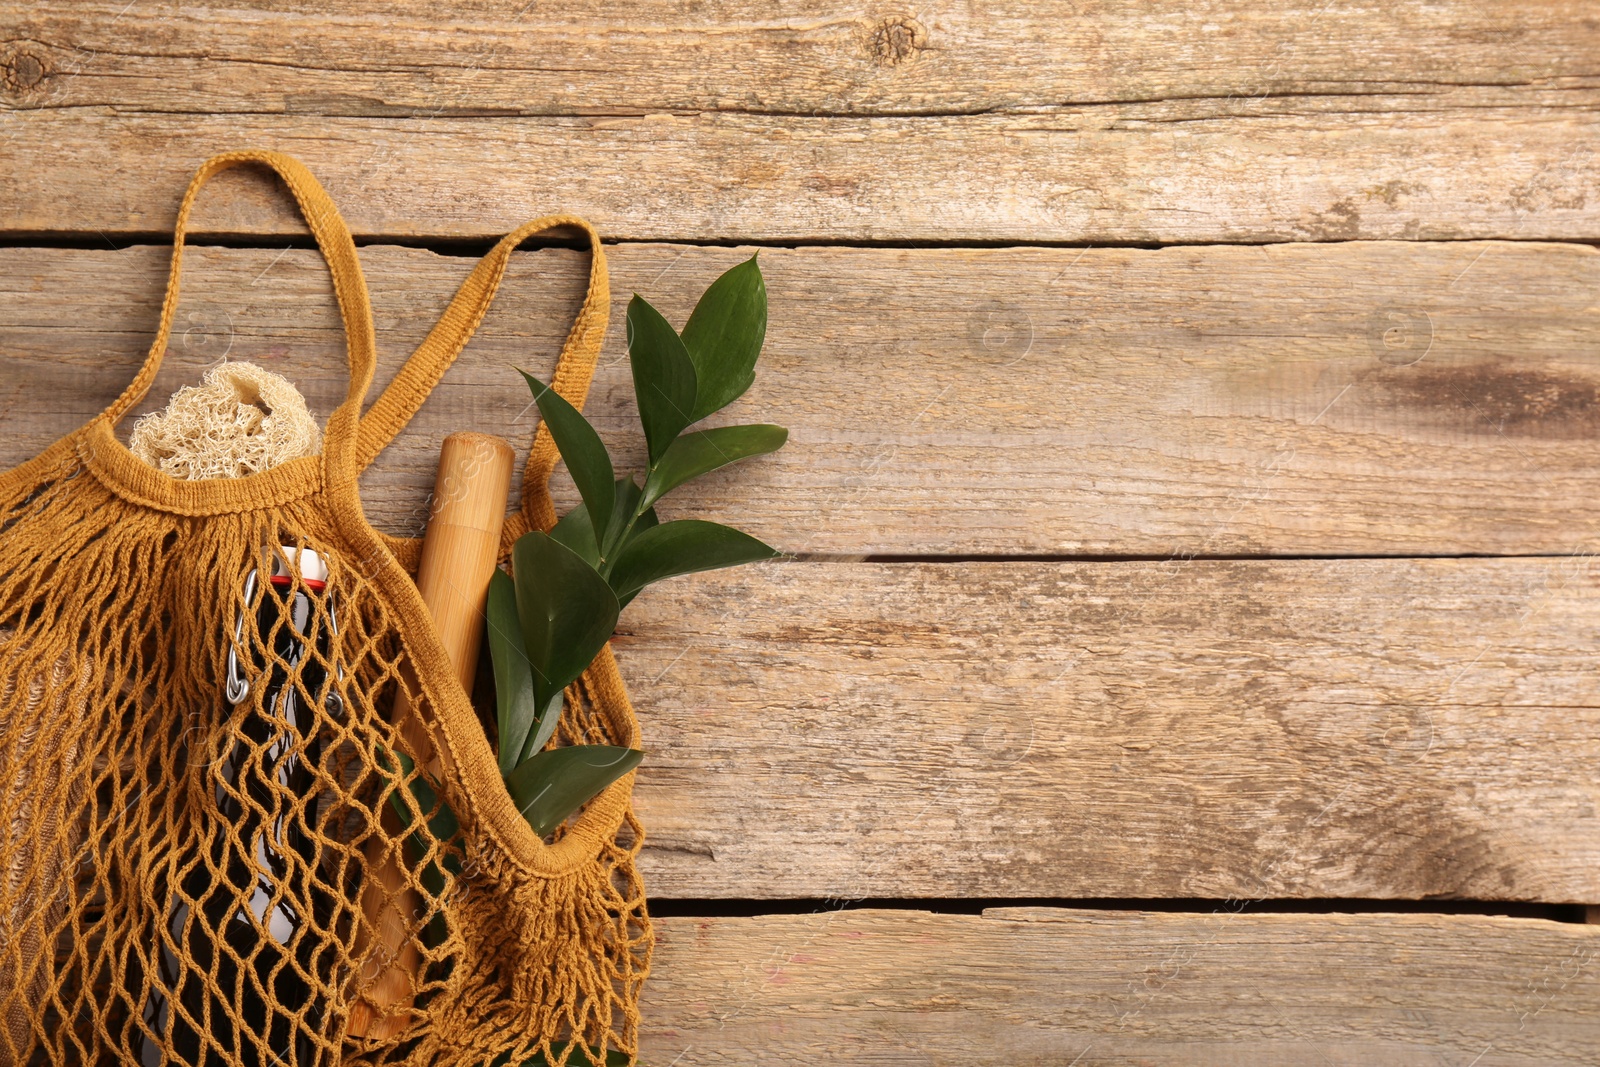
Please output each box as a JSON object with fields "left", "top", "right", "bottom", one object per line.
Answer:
{"left": 3, "top": 232, "right": 1600, "bottom": 253}
{"left": 645, "top": 895, "right": 1591, "bottom": 924}
{"left": 1, "top": 105, "right": 1597, "bottom": 244}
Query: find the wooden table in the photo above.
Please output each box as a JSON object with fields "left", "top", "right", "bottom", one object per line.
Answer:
{"left": 3, "top": 2, "right": 1599, "bottom": 1062}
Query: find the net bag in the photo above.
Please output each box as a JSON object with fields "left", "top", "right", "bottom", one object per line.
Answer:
{"left": 0, "top": 150, "right": 650, "bottom": 1066}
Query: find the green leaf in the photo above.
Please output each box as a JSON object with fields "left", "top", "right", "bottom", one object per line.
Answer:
{"left": 549, "top": 503, "right": 601, "bottom": 568}
{"left": 599, "top": 476, "right": 659, "bottom": 565}
{"left": 560, "top": 479, "right": 661, "bottom": 580}
{"left": 607, "top": 520, "right": 781, "bottom": 602}
{"left": 381, "top": 750, "right": 459, "bottom": 949}
{"left": 520, "top": 370, "right": 613, "bottom": 550}
{"left": 518, "top": 689, "right": 563, "bottom": 766}
{"left": 641, "top": 424, "right": 787, "bottom": 511}
{"left": 681, "top": 256, "right": 767, "bottom": 420}
{"left": 511, "top": 532, "right": 621, "bottom": 717}
{"left": 388, "top": 751, "right": 459, "bottom": 845}
{"left": 505, "top": 745, "right": 644, "bottom": 838}
{"left": 385, "top": 751, "right": 461, "bottom": 903}
{"left": 626, "top": 296, "right": 698, "bottom": 462}
{"left": 600, "top": 477, "right": 640, "bottom": 561}
{"left": 486, "top": 570, "right": 539, "bottom": 776}
{"left": 384, "top": 748, "right": 415, "bottom": 832}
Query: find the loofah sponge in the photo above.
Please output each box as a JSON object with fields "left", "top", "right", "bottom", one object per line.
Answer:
{"left": 128, "top": 361, "right": 321, "bottom": 480}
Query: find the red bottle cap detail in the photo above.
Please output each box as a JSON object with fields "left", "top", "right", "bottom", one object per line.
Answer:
{"left": 269, "top": 546, "right": 328, "bottom": 592}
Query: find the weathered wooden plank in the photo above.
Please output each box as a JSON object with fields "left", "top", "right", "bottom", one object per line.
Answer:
{"left": 0, "top": 102, "right": 1595, "bottom": 242}
{"left": 641, "top": 909, "right": 1600, "bottom": 1065}
{"left": 4, "top": 1, "right": 1594, "bottom": 115}
{"left": 615, "top": 558, "right": 1600, "bottom": 901}
{"left": 2, "top": 241, "right": 1598, "bottom": 556}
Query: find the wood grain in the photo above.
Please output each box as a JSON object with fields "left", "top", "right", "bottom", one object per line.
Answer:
{"left": 9, "top": 3, "right": 1598, "bottom": 1057}
{"left": 615, "top": 558, "right": 1600, "bottom": 901}
{"left": 641, "top": 909, "right": 1600, "bottom": 1065}
{"left": 5, "top": 1, "right": 1595, "bottom": 116}
{"left": 2, "top": 242, "right": 1597, "bottom": 556}
{"left": 0, "top": 103, "right": 1594, "bottom": 242}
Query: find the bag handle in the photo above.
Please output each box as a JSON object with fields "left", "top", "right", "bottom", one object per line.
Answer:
{"left": 354, "top": 217, "right": 608, "bottom": 539}
{"left": 103, "top": 150, "right": 378, "bottom": 484}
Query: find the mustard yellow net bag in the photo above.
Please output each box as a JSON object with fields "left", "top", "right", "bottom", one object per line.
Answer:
{"left": 0, "top": 150, "right": 650, "bottom": 1065}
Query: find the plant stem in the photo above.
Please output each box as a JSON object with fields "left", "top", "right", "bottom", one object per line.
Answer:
{"left": 600, "top": 465, "right": 659, "bottom": 577}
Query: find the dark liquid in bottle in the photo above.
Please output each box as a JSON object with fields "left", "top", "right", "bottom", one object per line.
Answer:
{"left": 141, "top": 550, "right": 338, "bottom": 1066}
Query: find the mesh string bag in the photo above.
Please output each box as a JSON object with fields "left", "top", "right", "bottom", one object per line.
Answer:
{"left": 0, "top": 150, "right": 650, "bottom": 1066}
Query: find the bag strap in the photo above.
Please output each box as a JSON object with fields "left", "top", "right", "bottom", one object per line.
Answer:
{"left": 103, "top": 150, "right": 378, "bottom": 485}
{"left": 354, "top": 217, "right": 608, "bottom": 539}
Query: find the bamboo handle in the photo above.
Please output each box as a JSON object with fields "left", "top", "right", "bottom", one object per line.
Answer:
{"left": 347, "top": 432, "right": 514, "bottom": 1040}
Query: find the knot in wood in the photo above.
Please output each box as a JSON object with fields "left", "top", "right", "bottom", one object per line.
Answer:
{"left": 2, "top": 46, "right": 47, "bottom": 92}
{"left": 868, "top": 16, "right": 927, "bottom": 66}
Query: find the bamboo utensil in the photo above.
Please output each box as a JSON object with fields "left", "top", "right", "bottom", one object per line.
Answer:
{"left": 347, "top": 432, "right": 513, "bottom": 1039}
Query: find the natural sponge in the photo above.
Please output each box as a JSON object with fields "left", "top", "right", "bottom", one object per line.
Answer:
{"left": 128, "top": 361, "right": 321, "bottom": 480}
